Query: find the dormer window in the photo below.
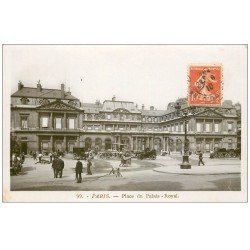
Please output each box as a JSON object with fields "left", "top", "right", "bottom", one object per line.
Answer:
{"left": 20, "top": 97, "right": 30, "bottom": 105}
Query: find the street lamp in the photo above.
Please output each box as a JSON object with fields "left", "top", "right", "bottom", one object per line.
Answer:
{"left": 175, "top": 102, "right": 196, "bottom": 169}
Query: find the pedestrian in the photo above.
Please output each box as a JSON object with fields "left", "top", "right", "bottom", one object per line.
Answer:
{"left": 116, "top": 168, "right": 123, "bottom": 177}
{"left": 57, "top": 156, "right": 65, "bottom": 178}
{"left": 75, "top": 157, "right": 83, "bottom": 183}
{"left": 51, "top": 155, "right": 58, "bottom": 178}
{"left": 198, "top": 151, "right": 205, "bottom": 166}
{"left": 49, "top": 152, "right": 53, "bottom": 163}
{"left": 108, "top": 167, "right": 115, "bottom": 175}
{"left": 86, "top": 158, "right": 92, "bottom": 175}
{"left": 38, "top": 152, "right": 42, "bottom": 163}
{"left": 33, "top": 151, "right": 37, "bottom": 161}
{"left": 21, "top": 152, "right": 25, "bottom": 164}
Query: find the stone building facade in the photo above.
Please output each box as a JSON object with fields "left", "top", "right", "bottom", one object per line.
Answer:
{"left": 11, "top": 82, "right": 240, "bottom": 154}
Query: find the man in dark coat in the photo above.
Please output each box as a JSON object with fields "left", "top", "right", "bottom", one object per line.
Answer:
{"left": 198, "top": 151, "right": 205, "bottom": 166}
{"left": 86, "top": 158, "right": 92, "bottom": 175}
{"left": 75, "top": 157, "right": 83, "bottom": 183}
{"left": 52, "top": 155, "right": 59, "bottom": 178}
{"left": 57, "top": 156, "right": 65, "bottom": 178}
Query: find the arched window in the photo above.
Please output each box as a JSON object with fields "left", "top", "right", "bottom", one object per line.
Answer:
{"left": 95, "top": 138, "right": 102, "bottom": 151}
{"left": 85, "top": 137, "right": 92, "bottom": 150}
{"left": 105, "top": 138, "right": 112, "bottom": 150}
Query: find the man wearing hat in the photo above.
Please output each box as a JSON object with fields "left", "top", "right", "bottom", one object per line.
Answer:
{"left": 75, "top": 157, "right": 83, "bottom": 183}
{"left": 51, "top": 155, "right": 59, "bottom": 178}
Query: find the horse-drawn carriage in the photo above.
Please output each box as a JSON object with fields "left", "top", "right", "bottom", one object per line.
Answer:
{"left": 137, "top": 148, "right": 157, "bottom": 160}
{"left": 210, "top": 148, "right": 241, "bottom": 158}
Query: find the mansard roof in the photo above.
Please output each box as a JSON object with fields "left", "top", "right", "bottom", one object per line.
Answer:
{"left": 141, "top": 110, "right": 167, "bottom": 116}
{"left": 12, "top": 87, "right": 78, "bottom": 100}
{"left": 101, "top": 100, "right": 141, "bottom": 113}
{"left": 81, "top": 102, "right": 103, "bottom": 114}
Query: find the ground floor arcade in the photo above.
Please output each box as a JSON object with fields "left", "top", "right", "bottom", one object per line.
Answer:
{"left": 12, "top": 132, "right": 237, "bottom": 155}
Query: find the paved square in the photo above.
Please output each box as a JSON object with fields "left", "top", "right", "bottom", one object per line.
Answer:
{"left": 10, "top": 155, "right": 241, "bottom": 191}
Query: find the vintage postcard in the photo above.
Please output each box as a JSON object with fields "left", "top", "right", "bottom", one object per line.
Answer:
{"left": 2, "top": 44, "right": 248, "bottom": 202}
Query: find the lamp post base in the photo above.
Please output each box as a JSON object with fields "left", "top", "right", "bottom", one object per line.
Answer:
{"left": 180, "top": 155, "right": 191, "bottom": 169}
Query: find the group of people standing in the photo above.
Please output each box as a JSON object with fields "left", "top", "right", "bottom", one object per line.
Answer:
{"left": 10, "top": 152, "right": 25, "bottom": 175}
{"left": 75, "top": 157, "right": 93, "bottom": 183}
{"left": 50, "top": 153, "right": 94, "bottom": 183}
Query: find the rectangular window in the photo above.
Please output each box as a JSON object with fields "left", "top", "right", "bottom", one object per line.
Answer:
{"left": 42, "top": 117, "right": 49, "bottom": 128}
{"left": 205, "top": 123, "right": 210, "bottom": 132}
{"left": 180, "top": 123, "right": 183, "bottom": 132}
{"left": 21, "top": 117, "right": 28, "bottom": 129}
{"left": 196, "top": 123, "right": 202, "bottom": 132}
{"left": 55, "top": 117, "right": 62, "bottom": 129}
{"left": 214, "top": 123, "right": 219, "bottom": 132}
{"left": 205, "top": 143, "right": 210, "bottom": 150}
{"left": 87, "top": 125, "right": 92, "bottom": 130}
{"left": 107, "top": 114, "right": 111, "bottom": 120}
{"left": 131, "top": 126, "right": 136, "bottom": 131}
{"left": 69, "top": 118, "right": 75, "bottom": 129}
{"left": 119, "top": 126, "right": 125, "bottom": 130}
{"left": 228, "top": 123, "right": 233, "bottom": 131}
{"left": 106, "top": 126, "right": 112, "bottom": 131}
{"left": 175, "top": 123, "right": 178, "bottom": 132}
{"left": 95, "top": 125, "right": 100, "bottom": 130}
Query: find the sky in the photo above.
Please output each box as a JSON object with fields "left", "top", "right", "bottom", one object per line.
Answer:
{"left": 4, "top": 45, "right": 247, "bottom": 110}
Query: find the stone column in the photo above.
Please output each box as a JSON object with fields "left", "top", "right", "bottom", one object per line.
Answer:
{"left": 37, "top": 113, "right": 40, "bottom": 129}
{"left": 166, "top": 137, "right": 168, "bottom": 152}
{"left": 130, "top": 137, "right": 133, "bottom": 150}
{"left": 135, "top": 137, "right": 138, "bottom": 150}
{"left": 63, "top": 136, "right": 67, "bottom": 152}
{"left": 50, "top": 135, "right": 53, "bottom": 151}
{"left": 50, "top": 113, "right": 53, "bottom": 129}
{"left": 163, "top": 137, "right": 166, "bottom": 151}
{"left": 37, "top": 135, "right": 40, "bottom": 152}
{"left": 77, "top": 114, "right": 80, "bottom": 129}
{"left": 64, "top": 113, "right": 67, "bottom": 129}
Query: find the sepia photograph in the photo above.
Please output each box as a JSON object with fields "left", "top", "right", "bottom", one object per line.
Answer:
{"left": 2, "top": 44, "right": 247, "bottom": 202}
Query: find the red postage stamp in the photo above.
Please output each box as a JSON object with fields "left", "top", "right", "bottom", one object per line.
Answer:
{"left": 188, "top": 64, "right": 223, "bottom": 106}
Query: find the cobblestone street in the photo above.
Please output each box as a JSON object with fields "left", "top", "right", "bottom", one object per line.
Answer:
{"left": 10, "top": 155, "right": 241, "bottom": 191}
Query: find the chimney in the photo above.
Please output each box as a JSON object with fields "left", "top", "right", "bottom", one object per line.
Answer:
{"left": 61, "top": 83, "right": 65, "bottom": 99}
{"left": 95, "top": 99, "right": 101, "bottom": 106}
{"left": 112, "top": 95, "right": 116, "bottom": 101}
{"left": 142, "top": 104, "right": 145, "bottom": 110}
{"left": 18, "top": 81, "right": 24, "bottom": 91}
{"left": 37, "top": 80, "right": 42, "bottom": 92}
{"left": 67, "top": 87, "right": 71, "bottom": 95}
{"left": 150, "top": 106, "right": 154, "bottom": 111}
{"left": 135, "top": 104, "right": 138, "bottom": 108}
